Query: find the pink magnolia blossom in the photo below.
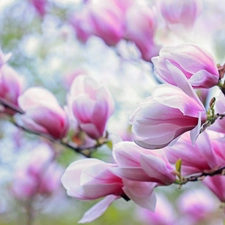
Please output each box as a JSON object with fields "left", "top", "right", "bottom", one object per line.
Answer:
{"left": 177, "top": 188, "right": 220, "bottom": 224}
{"left": 68, "top": 75, "right": 114, "bottom": 140}
{"left": 130, "top": 62, "right": 206, "bottom": 149}
{"left": 87, "top": 2, "right": 125, "bottom": 46}
{"left": 111, "top": 141, "right": 176, "bottom": 185}
{"left": 70, "top": 9, "right": 92, "bottom": 43}
{"left": 152, "top": 44, "right": 219, "bottom": 88}
{"left": 0, "top": 65, "right": 24, "bottom": 115}
{"left": 158, "top": 0, "right": 202, "bottom": 29}
{"left": 165, "top": 131, "right": 219, "bottom": 176}
{"left": 12, "top": 145, "right": 63, "bottom": 199}
{"left": 18, "top": 87, "right": 68, "bottom": 139}
{"left": 125, "top": 5, "right": 160, "bottom": 61}
{"left": 61, "top": 158, "right": 156, "bottom": 223}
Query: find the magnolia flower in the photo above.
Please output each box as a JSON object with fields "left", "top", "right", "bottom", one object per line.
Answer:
{"left": 130, "top": 62, "right": 206, "bottom": 149}
{"left": 61, "top": 158, "right": 156, "bottom": 223}
{"left": 68, "top": 75, "right": 114, "bottom": 140}
{"left": 0, "top": 65, "right": 24, "bottom": 114}
{"left": 177, "top": 189, "right": 219, "bottom": 224}
{"left": 125, "top": 5, "right": 160, "bottom": 61}
{"left": 70, "top": 9, "right": 92, "bottom": 43}
{"left": 87, "top": 2, "right": 125, "bottom": 46}
{"left": 111, "top": 141, "right": 176, "bottom": 185}
{"left": 12, "top": 145, "right": 63, "bottom": 199}
{"left": 18, "top": 87, "right": 68, "bottom": 139}
{"left": 158, "top": 0, "right": 202, "bottom": 29}
{"left": 165, "top": 131, "right": 219, "bottom": 176}
{"left": 152, "top": 44, "right": 219, "bottom": 88}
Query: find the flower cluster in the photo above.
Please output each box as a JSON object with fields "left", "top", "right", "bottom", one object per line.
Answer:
{"left": 60, "top": 42, "right": 225, "bottom": 223}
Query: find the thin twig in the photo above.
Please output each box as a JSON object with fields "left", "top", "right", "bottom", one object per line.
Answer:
{"left": 0, "top": 98, "right": 107, "bottom": 158}
{"left": 178, "top": 166, "right": 225, "bottom": 185}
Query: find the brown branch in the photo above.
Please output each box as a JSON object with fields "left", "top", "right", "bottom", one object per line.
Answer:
{"left": 10, "top": 120, "right": 108, "bottom": 158}
{"left": 178, "top": 166, "right": 225, "bottom": 185}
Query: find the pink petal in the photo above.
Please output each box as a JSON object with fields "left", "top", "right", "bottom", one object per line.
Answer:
{"left": 78, "top": 195, "right": 118, "bottom": 223}
{"left": 123, "top": 179, "right": 156, "bottom": 211}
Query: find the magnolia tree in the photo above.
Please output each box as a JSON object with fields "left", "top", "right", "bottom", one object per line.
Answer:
{"left": 1, "top": 0, "right": 225, "bottom": 224}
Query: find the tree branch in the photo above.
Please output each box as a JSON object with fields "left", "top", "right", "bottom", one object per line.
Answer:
{"left": 0, "top": 98, "right": 108, "bottom": 158}
{"left": 178, "top": 166, "right": 225, "bottom": 185}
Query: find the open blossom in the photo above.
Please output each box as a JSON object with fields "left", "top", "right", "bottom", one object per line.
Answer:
{"left": 61, "top": 158, "right": 156, "bottom": 223}
{"left": 164, "top": 131, "right": 219, "bottom": 176}
{"left": 125, "top": 5, "right": 160, "bottom": 61}
{"left": 158, "top": 0, "right": 202, "bottom": 29}
{"left": 0, "top": 65, "right": 24, "bottom": 114}
{"left": 18, "top": 87, "right": 68, "bottom": 139}
{"left": 111, "top": 141, "right": 176, "bottom": 185}
{"left": 130, "top": 62, "right": 206, "bottom": 149}
{"left": 12, "top": 145, "right": 63, "bottom": 199}
{"left": 152, "top": 44, "right": 219, "bottom": 88}
{"left": 68, "top": 75, "right": 114, "bottom": 140}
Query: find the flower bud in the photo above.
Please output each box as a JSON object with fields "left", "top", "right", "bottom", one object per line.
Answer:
{"left": 18, "top": 87, "right": 68, "bottom": 139}
{"left": 68, "top": 75, "right": 114, "bottom": 140}
{"left": 152, "top": 44, "right": 219, "bottom": 88}
{"left": 125, "top": 6, "right": 160, "bottom": 61}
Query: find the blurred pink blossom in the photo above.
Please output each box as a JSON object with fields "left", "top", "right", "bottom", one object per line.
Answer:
{"left": 12, "top": 145, "right": 63, "bottom": 199}
{"left": 68, "top": 75, "right": 114, "bottom": 140}
{"left": 158, "top": 0, "right": 203, "bottom": 29}
{"left": 177, "top": 188, "right": 220, "bottom": 224}
{"left": 130, "top": 63, "right": 206, "bottom": 149}
{"left": 152, "top": 44, "right": 219, "bottom": 88}
{"left": 18, "top": 87, "right": 69, "bottom": 139}
{"left": 125, "top": 5, "right": 160, "bottom": 61}
{"left": 87, "top": 2, "right": 125, "bottom": 46}
{"left": 70, "top": 9, "right": 93, "bottom": 43}
{"left": 0, "top": 65, "right": 24, "bottom": 115}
